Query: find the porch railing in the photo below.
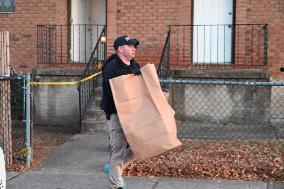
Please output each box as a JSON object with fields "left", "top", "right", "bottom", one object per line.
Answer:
{"left": 157, "top": 30, "right": 171, "bottom": 80}
{"left": 37, "top": 24, "right": 106, "bottom": 64}
{"left": 162, "top": 24, "right": 268, "bottom": 70}
{"left": 78, "top": 27, "right": 106, "bottom": 128}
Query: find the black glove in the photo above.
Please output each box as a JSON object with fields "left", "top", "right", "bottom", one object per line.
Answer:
{"left": 132, "top": 68, "right": 141, "bottom": 76}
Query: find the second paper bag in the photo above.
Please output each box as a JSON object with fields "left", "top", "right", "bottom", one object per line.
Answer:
{"left": 109, "top": 63, "right": 181, "bottom": 161}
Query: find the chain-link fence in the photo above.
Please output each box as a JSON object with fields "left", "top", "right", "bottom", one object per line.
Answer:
{"left": 161, "top": 79, "right": 284, "bottom": 139}
{"left": 0, "top": 74, "right": 31, "bottom": 168}
{"left": 0, "top": 78, "right": 12, "bottom": 167}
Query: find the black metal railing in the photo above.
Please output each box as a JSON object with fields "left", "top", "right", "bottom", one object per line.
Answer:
{"left": 82, "top": 27, "right": 106, "bottom": 76}
{"left": 157, "top": 30, "right": 171, "bottom": 80}
{"left": 37, "top": 24, "right": 106, "bottom": 64}
{"left": 78, "top": 27, "right": 106, "bottom": 128}
{"left": 165, "top": 24, "right": 268, "bottom": 70}
{"left": 157, "top": 30, "right": 171, "bottom": 90}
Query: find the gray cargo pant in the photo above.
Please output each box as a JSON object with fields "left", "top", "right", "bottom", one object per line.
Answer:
{"left": 107, "top": 114, "right": 134, "bottom": 189}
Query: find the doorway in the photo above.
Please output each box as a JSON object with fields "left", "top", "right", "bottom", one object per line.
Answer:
{"left": 70, "top": 0, "right": 106, "bottom": 63}
{"left": 193, "top": 0, "right": 233, "bottom": 64}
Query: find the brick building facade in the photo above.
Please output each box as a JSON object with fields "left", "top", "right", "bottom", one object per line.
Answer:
{"left": 0, "top": 0, "right": 283, "bottom": 80}
{"left": 0, "top": 0, "right": 68, "bottom": 72}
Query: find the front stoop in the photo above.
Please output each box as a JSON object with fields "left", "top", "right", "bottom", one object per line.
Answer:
{"left": 81, "top": 87, "right": 107, "bottom": 133}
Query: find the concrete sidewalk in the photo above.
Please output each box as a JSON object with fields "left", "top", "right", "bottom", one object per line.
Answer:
{"left": 7, "top": 133, "right": 283, "bottom": 189}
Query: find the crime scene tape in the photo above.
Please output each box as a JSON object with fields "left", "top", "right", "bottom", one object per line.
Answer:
{"left": 29, "top": 71, "right": 102, "bottom": 85}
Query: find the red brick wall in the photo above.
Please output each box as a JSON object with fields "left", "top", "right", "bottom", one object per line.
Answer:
{"left": 0, "top": 0, "right": 68, "bottom": 73}
{"left": 107, "top": 0, "right": 191, "bottom": 67}
{"left": 243, "top": 0, "right": 284, "bottom": 80}
{"left": 108, "top": 0, "right": 284, "bottom": 80}
{"left": 1, "top": 0, "right": 283, "bottom": 80}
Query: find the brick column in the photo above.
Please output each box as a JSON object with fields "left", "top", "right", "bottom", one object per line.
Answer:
{"left": 107, "top": 0, "right": 117, "bottom": 56}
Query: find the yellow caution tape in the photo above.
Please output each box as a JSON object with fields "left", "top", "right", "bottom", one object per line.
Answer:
{"left": 29, "top": 81, "right": 79, "bottom": 85}
{"left": 79, "top": 71, "right": 101, "bottom": 83}
{"left": 29, "top": 71, "right": 102, "bottom": 85}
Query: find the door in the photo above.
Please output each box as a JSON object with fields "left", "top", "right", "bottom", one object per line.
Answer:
{"left": 193, "top": 0, "right": 233, "bottom": 64}
{"left": 70, "top": 0, "right": 106, "bottom": 63}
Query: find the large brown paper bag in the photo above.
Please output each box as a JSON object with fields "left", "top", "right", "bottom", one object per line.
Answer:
{"left": 109, "top": 63, "right": 181, "bottom": 161}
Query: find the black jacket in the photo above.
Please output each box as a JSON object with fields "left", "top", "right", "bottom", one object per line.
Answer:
{"left": 100, "top": 54, "right": 140, "bottom": 118}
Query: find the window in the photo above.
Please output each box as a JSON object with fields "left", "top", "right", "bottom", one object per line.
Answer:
{"left": 0, "top": 0, "right": 15, "bottom": 13}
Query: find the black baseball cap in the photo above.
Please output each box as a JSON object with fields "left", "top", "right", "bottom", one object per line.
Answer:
{"left": 113, "top": 35, "right": 139, "bottom": 50}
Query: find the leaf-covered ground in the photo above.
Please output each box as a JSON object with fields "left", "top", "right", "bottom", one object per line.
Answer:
{"left": 124, "top": 140, "right": 284, "bottom": 182}
{"left": 9, "top": 130, "right": 284, "bottom": 183}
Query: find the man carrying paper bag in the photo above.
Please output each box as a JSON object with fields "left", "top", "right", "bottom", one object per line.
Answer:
{"left": 100, "top": 35, "right": 141, "bottom": 189}
{"left": 100, "top": 35, "right": 180, "bottom": 189}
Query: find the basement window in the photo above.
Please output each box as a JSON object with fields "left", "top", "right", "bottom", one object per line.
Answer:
{"left": 0, "top": 0, "right": 15, "bottom": 13}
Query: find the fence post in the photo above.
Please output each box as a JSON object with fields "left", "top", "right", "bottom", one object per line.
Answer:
{"left": 0, "top": 31, "right": 10, "bottom": 76}
{"left": 78, "top": 84, "right": 82, "bottom": 131}
{"left": 25, "top": 74, "right": 31, "bottom": 168}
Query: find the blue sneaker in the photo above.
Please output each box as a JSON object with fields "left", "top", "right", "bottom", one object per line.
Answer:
{"left": 104, "top": 164, "right": 126, "bottom": 188}
{"left": 103, "top": 163, "right": 110, "bottom": 175}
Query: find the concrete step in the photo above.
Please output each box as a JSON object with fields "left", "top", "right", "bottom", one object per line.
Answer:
{"left": 81, "top": 86, "right": 107, "bottom": 134}
{"left": 89, "top": 96, "right": 102, "bottom": 106}
{"left": 93, "top": 87, "right": 103, "bottom": 95}
{"left": 81, "top": 125, "right": 106, "bottom": 133}
{"left": 81, "top": 124, "right": 106, "bottom": 133}
{"left": 85, "top": 108, "right": 105, "bottom": 118}
{"left": 82, "top": 117, "right": 106, "bottom": 125}
{"left": 81, "top": 119, "right": 106, "bottom": 133}
{"left": 83, "top": 117, "right": 106, "bottom": 123}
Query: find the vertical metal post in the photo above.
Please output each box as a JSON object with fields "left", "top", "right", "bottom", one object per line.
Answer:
{"left": 85, "top": 24, "right": 87, "bottom": 63}
{"left": 263, "top": 24, "right": 268, "bottom": 66}
{"left": 78, "top": 84, "right": 82, "bottom": 132}
{"left": 48, "top": 28, "right": 52, "bottom": 64}
{"left": 37, "top": 26, "right": 39, "bottom": 65}
{"left": 104, "top": 26, "right": 107, "bottom": 62}
{"left": 25, "top": 74, "right": 31, "bottom": 168}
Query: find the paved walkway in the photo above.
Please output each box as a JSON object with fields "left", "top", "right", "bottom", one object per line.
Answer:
{"left": 7, "top": 133, "right": 283, "bottom": 189}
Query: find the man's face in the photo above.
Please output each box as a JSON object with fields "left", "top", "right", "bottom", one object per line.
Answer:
{"left": 119, "top": 44, "right": 137, "bottom": 60}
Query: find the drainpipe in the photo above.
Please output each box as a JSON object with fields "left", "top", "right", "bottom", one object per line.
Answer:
{"left": 25, "top": 73, "right": 31, "bottom": 168}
